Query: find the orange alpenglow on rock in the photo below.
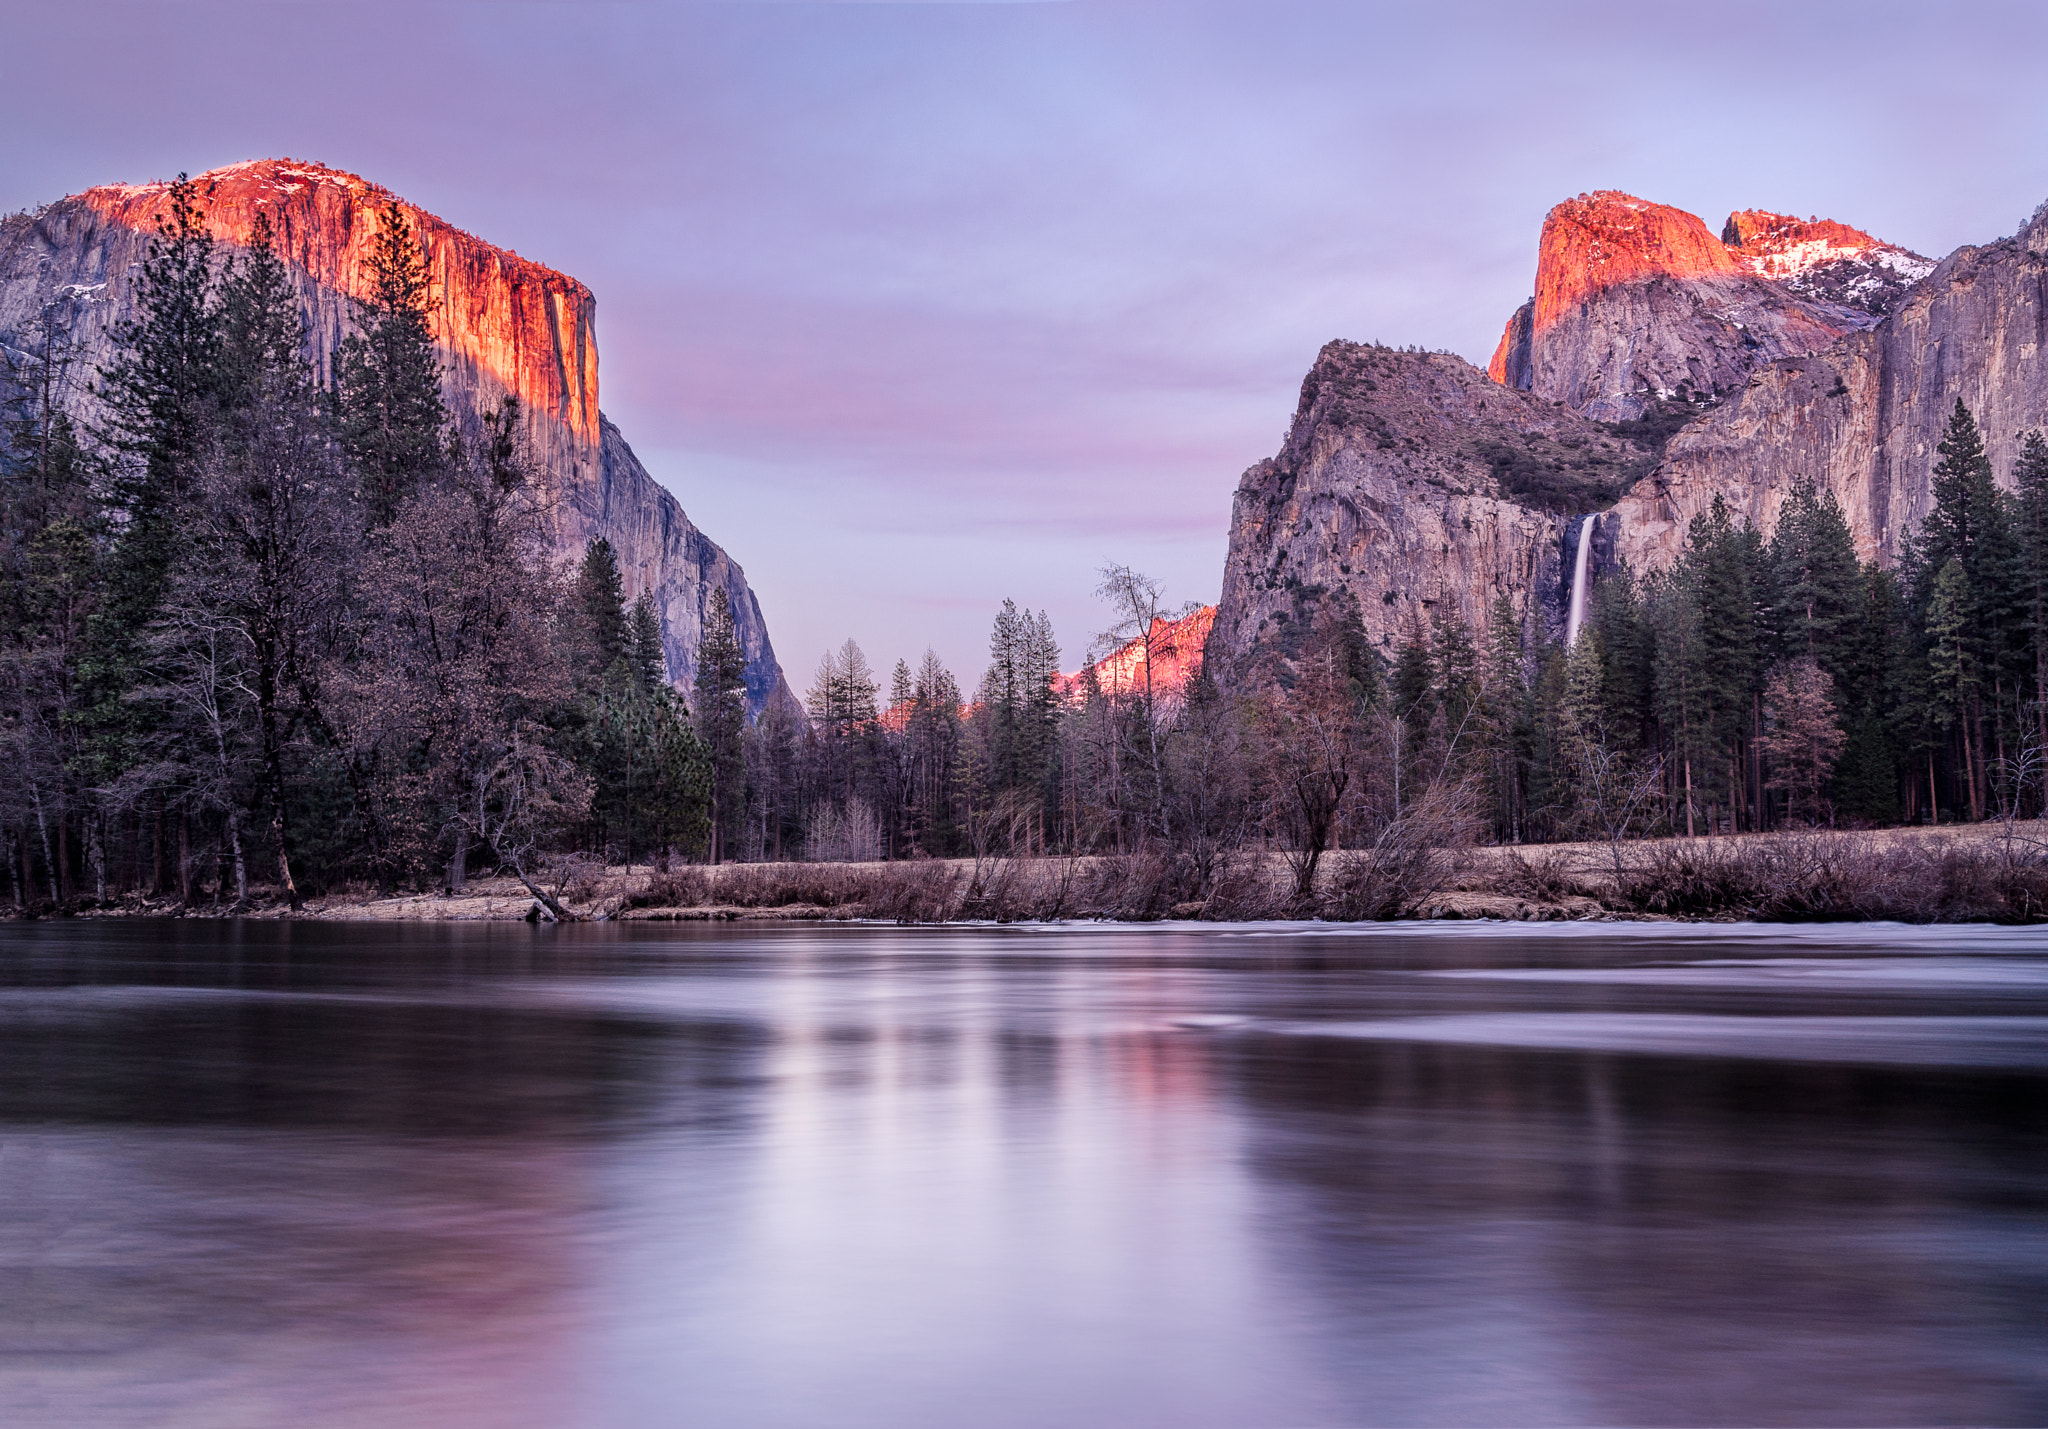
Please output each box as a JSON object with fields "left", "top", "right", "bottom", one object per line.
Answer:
{"left": 0, "top": 156, "right": 799, "bottom": 712}
{"left": 1722, "top": 209, "right": 1886, "bottom": 275}
{"left": 79, "top": 159, "right": 600, "bottom": 444}
{"left": 1484, "top": 189, "right": 1928, "bottom": 421}
{"left": 1530, "top": 192, "right": 1739, "bottom": 332}
{"left": 1487, "top": 191, "right": 1741, "bottom": 390}
{"left": 1718, "top": 207, "right": 1934, "bottom": 312}
{"left": 1054, "top": 605, "right": 1216, "bottom": 703}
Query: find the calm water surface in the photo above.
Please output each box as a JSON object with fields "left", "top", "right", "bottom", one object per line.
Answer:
{"left": 2, "top": 918, "right": 2045, "bottom": 1427}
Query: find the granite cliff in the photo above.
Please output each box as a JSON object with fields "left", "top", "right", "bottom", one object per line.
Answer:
{"left": 0, "top": 159, "right": 794, "bottom": 715}
{"left": 1212, "top": 341, "right": 1652, "bottom": 670}
{"left": 1487, "top": 191, "right": 1930, "bottom": 421}
{"left": 1611, "top": 202, "right": 2048, "bottom": 575}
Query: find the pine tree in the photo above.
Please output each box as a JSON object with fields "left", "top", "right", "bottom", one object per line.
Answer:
{"left": 588, "top": 667, "right": 709, "bottom": 868}
{"left": 1021, "top": 608, "right": 1062, "bottom": 820}
{"left": 171, "top": 210, "right": 341, "bottom": 908}
{"left": 980, "top": 598, "right": 1028, "bottom": 794}
{"left": 1, "top": 300, "right": 99, "bottom": 905}
{"left": 334, "top": 202, "right": 445, "bottom": 525}
{"left": 1926, "top": 557, "right": 1980, "bottom": 818}
{"left": 1430, "top": 608, "right": 1481, "bottom": 755}
{"left": 1389, "top": 617, "right": 1434, "bottom": 811}
{"left": 975, "top": 599, "right": 1061, "bottom": 835}
{"left": 1770, "top": 480, "right": 1862, "bottom": 674}
{"left": 1647, "top": 566, "right": 1711, "bottom": 835}
{"left": 96, "top": 175, "right": 222, "bottom": 551}
{"left": 1910, "top": 401, "right": 2019, "bottom": 820}
{"left": 806, "top": 639, "right": 878, "bottom": 731}
{"left": 575, "top": 538, "right": 629, "bottom": 680}
{"left": 1673, "top": 497, "right": 1764, "bottom": 828}
{"left": 692, "top": 588, "right": 748, "bottom": 862}
{"left": 1585, "top": 573, "right": 1645, "bottom": 747}
{"left": 1325, "top": 590, "right": 1380, "bottom": 714}
{"left": 90, "top": 172, "right": 226, "bottom": 746}
{"left": 1524, "top": 644, "right": 1570, "bottom": 839}
{"left": 1390, "top": 617, "right": 1434, "bottom": 734}
{"left": 1819, "top": 560, "right": 1907, "bottom": 823}
{"left": 630, "top": 590, "right": 665, "bottom": 692}
{"left": 216, "top": 212, "right": 312, "bottom": 429}
{"left": 1832, "top": 706, "right": 1900, "bottom": 826}
{"left": 1560, "top": 626, "right": 1608, "bottom": 745}
{"left": 1920, "top": 399, "right": 1998, "bottom": 582}
{"left": 906, "top": 649, "right": 964, "bottom": 855}
{"left": 2015, "top": 431, "right": 2048, "bottom": 787}
{"left": 1480, "top": 594, "right": 1529, "bottom": 840}
{"left": 745, "top": 698, "right": 803, "bottom": 861}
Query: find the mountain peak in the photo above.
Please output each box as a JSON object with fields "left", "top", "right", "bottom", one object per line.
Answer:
{"left": 1721, "top": 207, "right": 1933, "bottom": 314}
{"left": 1722, "top": 208, "right": 1882, "bottom": 266}
{"left": 1489, "top": 189, "right": 1933, "bottom": 418}
{"left": 1531, "top": 191, "right": 1739, "bottom": 331}
{"left": 72, "top": 157, "right": 598, "bottom": 443}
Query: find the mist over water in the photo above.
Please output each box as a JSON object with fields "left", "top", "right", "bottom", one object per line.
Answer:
{"left": 2, "top": 920, "right": 2045, "bottom": 1427}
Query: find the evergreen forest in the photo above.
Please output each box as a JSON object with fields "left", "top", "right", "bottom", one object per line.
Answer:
{"left": 7, "top": 180, "right": 2048, "bottom": 916}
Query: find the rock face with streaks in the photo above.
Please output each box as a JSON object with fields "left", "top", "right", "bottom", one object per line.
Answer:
{"left": 1212, "top": 341, "right": 1661, "bottom": 671}
{"left": 1611, "top": 203, "right": 2048, "bottom": 576}
{"left": 1488, "top": 191, "right": 1930, "bottom": 421}
{"left": 0, "top": 159, "right": 795, "bottom": 715}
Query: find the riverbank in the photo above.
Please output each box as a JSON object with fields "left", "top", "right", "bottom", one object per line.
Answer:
{"left": 27, "top": 819, "right": 2048, "bottom": 925}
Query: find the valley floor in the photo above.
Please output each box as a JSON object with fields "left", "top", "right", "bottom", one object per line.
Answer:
{"left": 35, "top": 817, "right": 2048, "bottom": 926}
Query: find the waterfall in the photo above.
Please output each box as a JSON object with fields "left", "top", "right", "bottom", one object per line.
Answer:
{"left": 1564, "top": 514, "right": 1596, "bottom": 647}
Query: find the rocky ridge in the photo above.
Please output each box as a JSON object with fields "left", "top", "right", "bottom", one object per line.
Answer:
{"left": 1721, "top": 208, "right": 1934, "bottom": 315}
{"left": 1488, "top": 191, "right": 1929, "bottom": 422}
{"left": 1212, "top": 341, "right": 1656, "bottom": 668}
{"left": 1611, "top": 203, "right": 2048, "bottom": 575}
{"left": 0, "top": 159, "right": 794, "bottom": 714}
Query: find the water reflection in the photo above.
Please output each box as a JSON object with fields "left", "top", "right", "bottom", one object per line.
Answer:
{"left": 1, "top": 920, "right": 2044, "bottom": 1426}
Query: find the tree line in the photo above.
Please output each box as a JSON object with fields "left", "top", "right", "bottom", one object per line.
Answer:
{"left": 726, "top": 395, "right": 2048, "bottom": 909}
{"left": 7, "top": 177, "right": 2047, "bottom": 915}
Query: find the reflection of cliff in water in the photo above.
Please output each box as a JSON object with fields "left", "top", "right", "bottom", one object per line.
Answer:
{"left": 1223, "top": 1027, "right": 2048, "bottom": 1425}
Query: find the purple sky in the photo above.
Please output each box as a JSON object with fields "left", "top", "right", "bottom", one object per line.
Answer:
{"left": 7, "top": 1, "right": 2048, "bottom": 692}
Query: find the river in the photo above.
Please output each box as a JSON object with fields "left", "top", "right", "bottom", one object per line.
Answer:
{"left": 2, "top": 919, "right": 2045, "bottom": 1426}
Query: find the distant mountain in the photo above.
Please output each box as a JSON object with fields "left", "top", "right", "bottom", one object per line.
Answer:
{"left": 0, "top": 158, "right": 798, "bottom": 716}
{"left": 1054, "top": 606, "right": 1215, "bottom": 704}
{"left": 1720, "top": 208, "right": 1934, "bottom": 316}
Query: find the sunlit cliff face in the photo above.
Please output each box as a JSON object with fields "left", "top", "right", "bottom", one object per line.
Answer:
{"left": 80, "top": 159, "right": 601, "bottom": 445}
{"left": 1719, "top": 207, "right": 1936, "bottom": 310}
{"left": 1485, "top": 189, "right": 1933, "bottom": 415}
{"left": 1055, "top": 605, "right": 1216, "bottom": 704}
{"left": 1526, "top": 191, "right": 1739, "bottom": 335}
